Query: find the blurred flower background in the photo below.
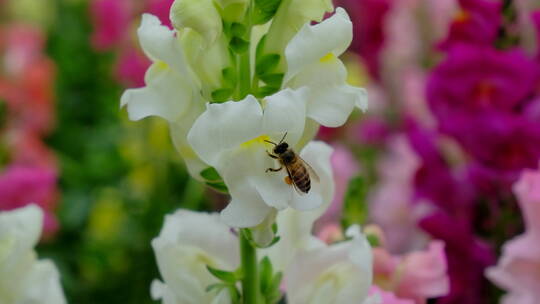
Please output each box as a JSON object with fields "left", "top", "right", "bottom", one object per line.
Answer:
{"left": 0, "top": 0, "right": 539, "bottom": 303}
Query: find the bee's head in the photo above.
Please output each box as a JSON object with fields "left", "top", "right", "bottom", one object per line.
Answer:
{"left": 274, "top": 142, "right": 288, "bottom": 154}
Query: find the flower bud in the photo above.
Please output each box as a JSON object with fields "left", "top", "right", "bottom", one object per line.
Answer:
{"left": 170, "top": 0, "right": 222, "bottom": 44}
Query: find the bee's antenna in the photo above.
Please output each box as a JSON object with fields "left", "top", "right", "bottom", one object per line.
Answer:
{"left": 278, "top": 132, "right": 288, "bottom": 144}
{"left": 264, "top": 140, "right": 277, "bottom": 146}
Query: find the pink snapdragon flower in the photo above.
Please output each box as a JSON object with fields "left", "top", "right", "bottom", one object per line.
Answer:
{"left": 486, "top": 164, "right": 540, "bottom": 304}
{"left": 369, "top": 286, "right": 414, "bottom": 304}
{"left": 373, "top": 240, "right": 450, "bottom": 304}
{"left": 315, "top": 145, "right": 360, "bottom": 230}
{"left": 90, "top": 0, "right": 132, "bottom": 51}
{"left": 0, "top": 165, "right": 59, "bottom": 236}
{"left": 370, "top": 135, "right": 431, "bottom": 253}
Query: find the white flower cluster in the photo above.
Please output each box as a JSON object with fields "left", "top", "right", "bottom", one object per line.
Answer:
{"left": 151, "top": 203, "right": 374, "bottom": 304}
{"left": 121, "top": 0, "right": 367, "bottom": 229}
{"left": 0, "top": 205, "right": 66, "bottom": 304}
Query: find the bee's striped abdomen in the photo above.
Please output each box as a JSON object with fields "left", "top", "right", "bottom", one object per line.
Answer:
{"left": 291, "top": 163, "right": 311, "bottom": 193}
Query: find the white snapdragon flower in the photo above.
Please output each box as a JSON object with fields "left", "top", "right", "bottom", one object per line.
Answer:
{"left": 262, "top": 205, "right": 374, "bottom": 304}
{"left": 0, "top": 205, "right": 66, "bottom": 304}
{"left": 188, "top": 93, "right": 334, "bottom": 227}
{"left": 284, "top": 7, "right": 368, "bottom": 128}
{"left": 121, "top": 14, "right": 207, "bottom": 178}
{"left": 283, "top": 226, "right": 373, "bottom": 304}
{"left": 264, "top": 0, "right": 334, "bottom": 62}
{"left": 151, "top": 210, "right": 239, "bottom": 304}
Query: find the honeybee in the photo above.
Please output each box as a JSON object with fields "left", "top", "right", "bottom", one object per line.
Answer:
{"left": 265, "top": 133, "right": 319, "bottom": 194}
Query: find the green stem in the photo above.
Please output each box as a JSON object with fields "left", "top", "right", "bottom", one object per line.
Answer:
{"left": 237, "top": 51, "right": 251, "bottom": 99}
{"left": 235, "top": 0, "right": 253, "bottom": 99}
{"left": 240, "top": 229, "right": 259, "bottom": 304}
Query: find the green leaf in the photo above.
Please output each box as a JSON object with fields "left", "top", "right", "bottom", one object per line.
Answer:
{"left": 222, "top": 67, "right": 237, "bottom": 87}
{"left": 211, "top": 88, "right": 234, "bottom": 103}
{"left": 341, "top": 176, "right": 369, "bottom": 229}
{"left": 206, "top": 181, "right": 229, "bottom": 193}
{"left": 206, "top": 266, "right": 239, "bottom": 283}
{"left": 230, "top": 37, "right": 249, "bottom": 54}
{"left": 200, "top": 167, "right": 222, "bottom": 181}
{"left": 259, "top": 73, "right": 284, "bottom": 87}
{"left": 231, "top": 22, "right": 246, "bottom": 37}
{"left": 253, "top": 0, "right": 282, "bottom": 25}
{"left": 256, "top": 54, "right": 280, "bottom": 76}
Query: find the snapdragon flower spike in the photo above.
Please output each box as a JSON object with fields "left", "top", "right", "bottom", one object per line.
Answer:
{"left": 188, "top": 95, "right": 334, "bottom": 227}
{"left": 284, "top": 7, "right": 368, "bottom": 128}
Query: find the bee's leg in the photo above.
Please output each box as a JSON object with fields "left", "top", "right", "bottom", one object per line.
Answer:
{"left": 266, "top": 165, "right": 283, "bottom": 173}
{"left": 266, "top": 151, "right": 278, "bottom": 159}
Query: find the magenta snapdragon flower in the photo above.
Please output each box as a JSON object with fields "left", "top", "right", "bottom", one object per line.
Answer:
{"left": 438, "top": 0, "right": 502, "bottom": 49}
{"left": 0, "top": 166, "right": 59, "bottom": 236}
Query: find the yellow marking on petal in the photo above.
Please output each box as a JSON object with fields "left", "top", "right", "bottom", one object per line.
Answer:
{"left": 319, "top": 53, "right": 336, "bottom": 63}
{"left": 241, "top": 135, "right": 271, "bottom": 148}
{"left": 155, "top": 60, "right": 169, "bottom": 70}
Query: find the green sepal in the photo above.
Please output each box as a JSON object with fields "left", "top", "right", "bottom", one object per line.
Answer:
{"left": 206, "top": 266, "right": 241, "bottom": 283}
{"left": 206, "top": 283, "right": 241, "bottom": 303}
{"left": 205, "top": 181, "right": 229, "bottom": 193}
{"left": 253, "top": 0, "right": 282, "bottom": 25}
{"left": 259, "top": 256, "right": 273, "bottom": 294}
{"left": 259, "top": 256, "right": 283, "bottom": 304}
{"left": 259, "top": 73, "right": 284, "bottom": 87}
{"left": 256, "top": 35, "right": 267, "bottom": 58}
{"left": 222, "top": 67, "right": 237, "bottom": 87}
{"left": 206, "top": 282, "right": 227, "bottom": 293}
{"left": 231, "top": 22, "right": 246, "bottom": 37}
{"left": 211, "top": 88, "right": 234, "bottom": 103}
{"left": 200, "top": 167, "right": 222, "bottom": 181}
{"left": 241, "top": 228, "right": 280, "bottom": 249}
{"left": 255, "top": 54, "right": 280, "bottom": 76}
{"left": 255, "top": 86, "right": 280, "bottom": 98}
{"left": 230, "top": 37, "right": 249, "bottom": 54}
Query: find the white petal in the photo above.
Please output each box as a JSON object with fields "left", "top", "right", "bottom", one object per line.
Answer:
{"left": 138, "top": 14, "right": 192, "bottom": 78}
{"left": 217, "top": 149, "right": 274, "bottom": 227}
{"left": 306, "top": 85, "right": 359, "bottom": 127}
{"left": 121, "top": 63, "right": 193, "bottom": 122}
{"left": 284, "top": 7, "right": 352, "bottom": 84}
{"left": 168, "top": 101, "right": 207, "bottom": 179}
{"left": 153, "top": 210, "right": 239, "bottom": 267}
{"left": 262, "top": 88, "right": 307, "bottom": 147}
{"left": 188, "top": 95, "right": 263, "bottom": 166}
{"left": 22, "top": 260, "right": 67, "bottom": 304}
{"left": 221, "top": 192, "right": 272, "bottom": 228}
{"left": 285, "top": 234, "right": 372, "bottom": 304}
{"left": 0, "top": 205, "right": 43, "bottom": 254}
{"left": 151, "top": 210, "right": 238, "bottom": 303}
{"left": 264, "top": 208, "right": 325, "bottom": 272}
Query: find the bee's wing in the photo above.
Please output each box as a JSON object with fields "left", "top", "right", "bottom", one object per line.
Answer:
{"left": 285, "top": 165, "right": 308, "bottom": 195}
{"left": 297, "top": 155, "right": 320, "bottom": 182}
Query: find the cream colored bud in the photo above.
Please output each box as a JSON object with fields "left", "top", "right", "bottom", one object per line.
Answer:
{"left": 170, "top": 0, "right": 222, "bottom": 44}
